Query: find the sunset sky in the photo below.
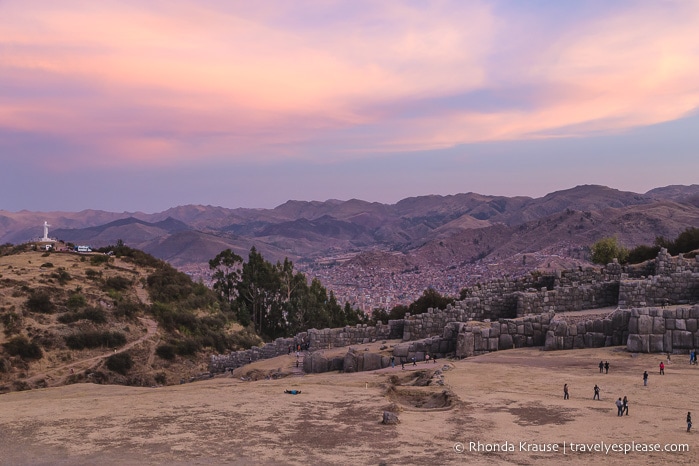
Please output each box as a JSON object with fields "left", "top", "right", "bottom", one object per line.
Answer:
{"left": 1, "top": 0, "right": 698, "bottom": 213}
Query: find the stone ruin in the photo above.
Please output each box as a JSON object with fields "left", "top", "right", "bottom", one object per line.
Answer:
{"left": 210, "top": 248, "right": 699, "bottom": 374}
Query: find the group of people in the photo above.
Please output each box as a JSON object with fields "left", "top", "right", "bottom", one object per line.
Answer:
{"left": 562, "top": 358, "right": 692, "bottom": 432}
{"left": 615, "top": 396, "right": 630, "bottom": 416}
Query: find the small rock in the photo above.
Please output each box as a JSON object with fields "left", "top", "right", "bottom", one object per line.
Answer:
{"left": 382, "top": 411, "right": 400, "bottom": 425}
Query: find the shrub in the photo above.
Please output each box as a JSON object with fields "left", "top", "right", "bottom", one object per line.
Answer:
{"left": 627, "top": 245, "right": 661, "bottom": 264}
{"left": 85, "top": 269, "right": 102, "bottom": 280}
{"left": 90, "top": 255, "right": 110, "bottom": 265}
{"left": 114, "top": 300, "right": 142, "bottom": 319}
{"left": 591, "top": 237, "right": 629, "bottom": 265}
{"left": 25, "top": 291, "right": 55, "bottom": 314}
{"left": 106, "top": 352, "right": 133, "bottom": 375}
{"left": 175, "top": 339, "right": 200, "bottom": 356}
{"left": 66, "top": 293, "right": 87, "bottom": 309}
{"left": 51, "top": 268, "right": 72, "bottom": 285}
{"left": 58, "top": 307, "right": 107, "bottom": 324}
{"left": 2, "top": 336, "right": 43, "bottom": 360}
{"left": 1, "top": 310, "right": 22, "bottom": 336}
{"left": 156, "top": 344, "right": 176, "bottom": 360}
{"left": 40, "top": 262, "right": 54, "bottom": 268}
{"left": 65, "top": 331, "right": 126, "bottom": 350}
{"left": 104, "top": 276, "right": 132, "bottom": 291}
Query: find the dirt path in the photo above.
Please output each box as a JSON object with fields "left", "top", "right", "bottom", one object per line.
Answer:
{"left": 26, "top": 317, "right": 158, "bottom": 387}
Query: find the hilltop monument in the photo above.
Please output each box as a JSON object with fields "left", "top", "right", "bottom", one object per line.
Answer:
{"left": 39, "top": 221, "right": 55, "bottom": 244}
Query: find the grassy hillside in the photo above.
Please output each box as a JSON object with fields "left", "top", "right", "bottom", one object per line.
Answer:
{"left": 0, "top": 243, "right": 261, "bottom": 393}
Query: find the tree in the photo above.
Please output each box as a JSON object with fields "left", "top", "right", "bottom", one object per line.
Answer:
{"left": 591, "top": 237, "right": 628, "bottom": 265}
{"left": 236, "top": 247, "right": 279, "bottom": 335}
{"left": 408, "top": 288, "right": 454, "bottom": 314}
{"left": 209, "top": 249, "right": 243, "bottom": 303}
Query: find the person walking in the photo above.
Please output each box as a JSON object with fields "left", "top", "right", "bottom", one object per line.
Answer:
{"left": 599, "top": 360, "right": 604, "bottom": 373}
{"left": 616, "top": 398, "right": 624, "bottom": 416}
{"left": 623, "top": 396, "right": 629, "bottom": 416}
{"left": 643, "top": 371, "right": 649, "bottom": 386}
{"left": 660, "top": 361, "right": 665, "bottom": 375}
{"left": 593, "top": 384, "right": 600, "bottom": 400}
{"left": 564, "top": 384, "right": 569, "bottom": 400}
{"left": 604, "top": 361, "right": 610, "bottom": 374}
{"left": 688, "top": 412, "right": 692, "bottom": 432}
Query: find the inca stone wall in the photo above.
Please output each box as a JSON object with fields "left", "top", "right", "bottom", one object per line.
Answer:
{"left": 626, "top": 305, "right": 699, "bottom": 353}
{"left": 210, "top": 249, "right": 699, "bottom": 372}
{"left": 454, "top": 313, "right": 553, "bottom": 358}
{"left": 543, "top": 309, "right": 631, "bottom": 351}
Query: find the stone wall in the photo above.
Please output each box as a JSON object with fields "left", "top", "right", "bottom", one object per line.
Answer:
{"left": 543, "top": 309, "right": 631, "bottom": 351}
{"left": 454, "top": 313, "right": 553, "bottom": 358}
{"left": 626, "top": 305, "right": 699, "bottom": 353}
{"left": 210, "top": 249, "right": 699, "bottom": 372}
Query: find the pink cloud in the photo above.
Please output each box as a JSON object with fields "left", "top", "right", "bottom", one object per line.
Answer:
{"left": 1, "top": 1, "right": 698, "bottom": 168}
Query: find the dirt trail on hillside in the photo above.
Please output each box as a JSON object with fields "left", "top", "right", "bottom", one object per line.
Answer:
{"left": 25, "top": 317, "right": 158, "bottom": 388}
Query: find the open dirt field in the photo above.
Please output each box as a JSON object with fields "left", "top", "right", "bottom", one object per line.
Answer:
{"left": 1, "top": 346, "right": 697, "bottom": 465}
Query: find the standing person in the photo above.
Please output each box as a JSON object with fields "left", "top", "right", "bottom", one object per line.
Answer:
{"left": 604, "top": 361, "right": 610, "bottom": 374}
{"left": 401, "top": 358, "right": 405, "bottom": 370}
{"left": 564, "top": 384, "right": 569, "bottom": 400}
{"left": 599, "top": 360, "right": 604, "bottom": 373}
{"left": 616, "top": 398, "right": 624, "bottom": 416}
{"left": 623, "top": 396, "right": 629, "bottom": 415}
{"left": 412, "top": 357, "right": 417, "bottom": 366}
{"left": 660, "top": 361, "right": 665, "bottom": 375}
{"left": 593, "top": 384, "right": 600, "bottom": 400}
{"left": 425, "top": 354, "right": 430, "bottom": 364}
{"left": 688, "top": 412, "right": 692, "bottom": 432}
{"left": 390, "top": 356, "right": 395, "bottom": 368}
{"left": 643, "top": 371, "right": 649, "bottom": 386}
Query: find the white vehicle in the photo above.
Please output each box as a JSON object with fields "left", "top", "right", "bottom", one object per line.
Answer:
{"left": 75, "top": 245, "right": 92, "bottom": 252}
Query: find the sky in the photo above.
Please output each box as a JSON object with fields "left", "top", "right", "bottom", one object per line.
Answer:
{"left": 1, "top": 0, "right": 698, "bottom": 213}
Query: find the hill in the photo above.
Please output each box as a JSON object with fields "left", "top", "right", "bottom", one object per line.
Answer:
{"left": 0, "top": 245, "right": 262, "bottom": 393}
{"left": 2, "top": 184, "right": 699, "bottom": 307}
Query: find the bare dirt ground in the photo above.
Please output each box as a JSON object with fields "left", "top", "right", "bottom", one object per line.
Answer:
{"left": 1, "top": 345, "right": 697, "bottom": 465}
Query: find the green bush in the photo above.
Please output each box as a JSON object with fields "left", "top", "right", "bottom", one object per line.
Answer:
{"left": 58, "top": 307, "right": 107, "bottom": 324}
{"left": 2, "top": 336, "right": 43, "bottom": 360}
{"left": 155, "top": 344, "right": 176, "bottom": 360}
{"left": 175, "top": 339, "right": 200, "bottom": 356}
{"left": 627, "top": 245, "right": 661, "bottom": 264}
{"left": 65, "top": 331, "right": 126, "bottom": 350}
{"left": 85, "top": 269, "right": 102, "bottom": 280}
{"left": 106, "top": 352, "right": 133, "bottom": 375}
{"left": 114, "top": 300, "right": 142, "bottom": 319}
{"left": 66, "top": 293, "right": 87, "bottom": 309}
{"left": 591, "top": 237, "right": 629, "bottom": 265}
{"left": 25, "top": 291, "right": 55, "bottom": 314}
{"left": 90, "top": 255, "right": 110, "bottom": 265}
{"left": 104, "top": 275, "right": 132, "bottom": 291}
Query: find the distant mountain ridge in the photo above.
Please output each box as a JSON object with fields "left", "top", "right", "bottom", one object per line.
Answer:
{"left": 2, "top": 185, "right": 699, "bottom": 278}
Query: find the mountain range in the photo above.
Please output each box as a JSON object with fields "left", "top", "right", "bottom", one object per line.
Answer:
{"left": 2, "top": 184, "right": 699, "bottom": 305}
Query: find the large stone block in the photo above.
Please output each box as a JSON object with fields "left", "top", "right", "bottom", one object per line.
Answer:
{"left": 687, "top": 319, "right": 698, "bottom": 333}
{"left": 544, "top": 331, "right": 557, "bottom": 351}
{"left": 554, "top": 322, "right": 568, "bottom": 337}
{"left": 673, "top": 330, "right": 694, "bottom": 349}
{"left": 675, "top": 319, "right": 687, "bottom": 331}
{"left": 627, "top": 334, "right": 649, "bottom": 353}
{"left": 628, "top": 317, "right": 639, "bottom": 334}
{"left": 456, "top": 332, "right": 474, "bottom": 358}
{"left": 649, "top": 334, "right": 665, "bottom": 353}
{"left": 664, "top": 332, "right": 673, "bottom": 353}
{"left": 637, "top": 315, "right": 653, "bottom": 334}
{"left": 652, "top": 317, "right": 666, "bottom": 335}
{"left": 499, "top": 334, "right": 513, "bottom": 350}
